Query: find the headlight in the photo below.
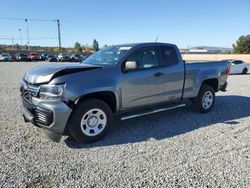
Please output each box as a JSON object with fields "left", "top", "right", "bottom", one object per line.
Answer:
{"left": 39, "top": 84, "right": 65, "bottom": 100}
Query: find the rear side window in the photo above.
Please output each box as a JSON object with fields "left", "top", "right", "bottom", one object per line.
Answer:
{"left": 233, "top": 60, "right": 243, "bottom": 65}
{"left": 161, "top": 46, "right": 179, "bottom": 66}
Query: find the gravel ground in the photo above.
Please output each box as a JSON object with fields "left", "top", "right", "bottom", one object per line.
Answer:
{"left": 0, "top": 62, "right": 249, "bottom": 187}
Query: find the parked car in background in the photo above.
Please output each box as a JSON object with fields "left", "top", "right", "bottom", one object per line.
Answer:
{"left": 28, "top": 53, "right": 40, "bottom": 61}
{"left": 57, "top": 53, "right": 70, "bottom": 62}
{"left": 70, "top": 54, "right": 83, "bottom": 62}
{"left": 40, "top": 53, "right": 48, "bottom": 61}
{"left": 80, "top": 55, "right": 88, "bottom": 61}
{"left": 46, "top": 55, "right": 58, "bottom": 62}
{"left": 0, "top": 52, "right": 12, "bottom": 61}
{"left": 229, "top": 60, "right": 249, "bottom": 74}
{"left": 14, "top": 53, "right": 28, "bottom": 61}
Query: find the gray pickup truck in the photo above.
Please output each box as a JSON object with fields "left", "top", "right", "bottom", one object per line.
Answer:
{"left": 20, "top": 43, "right": 229, "bottom": 143}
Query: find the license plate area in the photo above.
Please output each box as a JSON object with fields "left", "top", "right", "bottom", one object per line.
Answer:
{"left": 21, "top": 98, "right": 34, "bottom": 121}
{"left": 22, "top": 106, "right": 34, "bottom": 121}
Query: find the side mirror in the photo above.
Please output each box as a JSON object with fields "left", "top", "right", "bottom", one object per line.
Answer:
{"left": 124, "top": 61, "right": 138, "bottom": 71}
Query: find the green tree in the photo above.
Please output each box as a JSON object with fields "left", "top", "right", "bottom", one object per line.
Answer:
{"left": 74, "top": 42, "right": 82, "bottom": 52}
{"left": 92, "top": 39, "right": 99, "bottom": 52}
{"left": 81, "top": 45, "right": 86, "bottom": 51}
{"left": 15, "top": 43, "right": 20, "bottom": 50}
{"left": 52, "top": 47, "right": 61, "bottom": 52}
{"left": 233, "top": 35, "right": 250, "bottom": 54}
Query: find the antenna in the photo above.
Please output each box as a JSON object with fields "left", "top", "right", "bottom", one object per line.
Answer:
{"left": 155, "top": 35, "right": 159, "bottom": 42}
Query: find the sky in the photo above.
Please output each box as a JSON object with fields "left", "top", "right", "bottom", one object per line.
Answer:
{"left": 0, "top": 0, "right": 249, "bottom": 48}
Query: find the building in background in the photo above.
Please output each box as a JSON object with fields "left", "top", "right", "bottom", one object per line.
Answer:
{"left": 180, "top": 46, "right": 232, "bottom": 54}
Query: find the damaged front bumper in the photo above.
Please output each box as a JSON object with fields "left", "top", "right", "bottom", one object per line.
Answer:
{"left": 21, "top": 96, "right": 72, "bottom": 142}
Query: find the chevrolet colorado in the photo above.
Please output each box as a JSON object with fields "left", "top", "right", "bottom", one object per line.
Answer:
{"left": 20, "top": 43, "right": 229, "bottom": 143}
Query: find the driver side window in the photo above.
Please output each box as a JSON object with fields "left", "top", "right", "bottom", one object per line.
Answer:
{"left": 127, "top": 48, "right": 160, "bottom": 69}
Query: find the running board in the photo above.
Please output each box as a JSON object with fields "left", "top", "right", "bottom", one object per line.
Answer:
{"left": 120, "top": 103, "right": 186, "bottom": 121}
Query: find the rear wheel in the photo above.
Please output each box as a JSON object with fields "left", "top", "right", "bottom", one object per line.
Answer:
{"left": 69, "top": 99, "right": 113, "bottom": 143}
{"left": 242, "top": 68, "right": 248, "bottom": 74}
{"left": 192, "top": 84, "right": 215, "bottom": 113}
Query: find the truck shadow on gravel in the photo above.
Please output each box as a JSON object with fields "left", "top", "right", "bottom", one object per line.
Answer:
{"left": 65, "top": 95, "right": 250, "bottom": 149}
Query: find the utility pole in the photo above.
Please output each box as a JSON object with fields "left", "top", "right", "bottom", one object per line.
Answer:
{"left": 25, "top": 19, "right": 30, "bottom": 50}
{"left": 12, "top": 36, "right": 14, "bottom": 50}
{"left": 19, "top": 28, "right": 22, "bottom": 47}
{"left": 155, "top": 35, "right": 159, "bottom": 42}
{"left": 57, "top": 19, "right": 62, "bottom": 50}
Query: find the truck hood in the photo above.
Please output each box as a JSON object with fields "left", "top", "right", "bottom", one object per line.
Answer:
{"left": 24, "top": 63, "right": 101, "bottom": 84}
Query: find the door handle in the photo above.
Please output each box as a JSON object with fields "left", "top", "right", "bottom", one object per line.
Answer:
{"left": 154, "top": 72, "right": 164, "bottom": 77}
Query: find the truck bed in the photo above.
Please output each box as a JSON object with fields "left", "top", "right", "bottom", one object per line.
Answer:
{"left": 183, "top": 60, "right": 228, "bottom": 99}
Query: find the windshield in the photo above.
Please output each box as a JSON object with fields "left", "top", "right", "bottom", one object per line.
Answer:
{"left": 82, "top": 46, "right": 132, "bottom": 66}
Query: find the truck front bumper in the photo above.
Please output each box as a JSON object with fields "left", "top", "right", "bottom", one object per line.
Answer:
{"left": 21, "top": 96, "right": 72, "bottom": 142}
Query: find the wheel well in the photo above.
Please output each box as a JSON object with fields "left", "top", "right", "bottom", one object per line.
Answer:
{"left": 76, "top": 91, "right": 117, "bottom": 113}
{"left": 202, "top": 78, "right": 219, "bottom": 92}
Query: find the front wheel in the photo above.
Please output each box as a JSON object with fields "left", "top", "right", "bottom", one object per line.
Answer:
{"left": 192, "top": 84, "right": 215, "bottom": 113}
{"left": 68, "top": 99, "right": 113, "bottom": 143}
{"left": 242, "top": 68, "right": 248, "bottom": 74}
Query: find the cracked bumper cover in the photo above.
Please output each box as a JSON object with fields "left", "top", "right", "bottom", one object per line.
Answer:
{"left": 21, "top": 96, "right": 72, "bottom": 141}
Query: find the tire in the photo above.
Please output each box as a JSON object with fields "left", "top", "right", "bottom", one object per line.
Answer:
{"left": 68, "top": 99, "right": 113, "bottom": 143}
{"left": 192, "top": 84, "right": 215, "bottom": 113}
{"left": 242, "top": 68, "right": 248, "bottom": 74}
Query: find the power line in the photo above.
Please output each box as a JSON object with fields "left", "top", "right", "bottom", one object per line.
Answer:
{"left": 0, "top": 37, "right": 58, "bottom": 40}
{"left": 29, "top": 37, "right": 58, "bottom": 40}
{"left": 0, "top": 17, "right": 62, "bottom": 48}
{"left": 0, "top": 17, "right": 57, "bottom": 22}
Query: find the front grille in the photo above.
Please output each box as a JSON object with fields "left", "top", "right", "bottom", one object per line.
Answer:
{"left": 34, "top": 107, "right": 53, "bottom": 126}
{"left": 20, "top": 79, "right": 41, "bottom": 102}
{"left": 20, "top": 79, "right": 53, "bottom": 127}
